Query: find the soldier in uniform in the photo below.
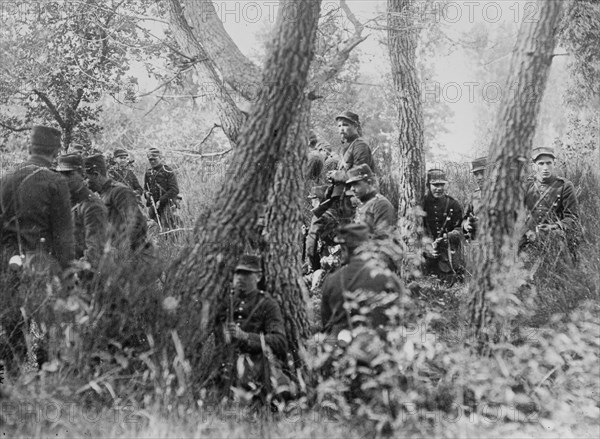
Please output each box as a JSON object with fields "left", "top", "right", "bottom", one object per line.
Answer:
{"left": 421, "top": 169, "right": 464, "bottom": 281}
{"left": 55, "top": 153, "right": 108, "bottom": 269}
{"left": 0, "top": 126, "right": 75, "bottom": 272}
{"left": 321, "top": 223, "right": 405, "bottom": 337}
{"left": 462, "top": 156, "right": 487, "bottom": 241}
{"left": 108, "top": 149, "right": 144, "bottom": 198}
{"left": 144, "top": 148, "right": 180, "bottom": 231}
{"left": 519, "top": 147, "right": 580, "bottom": 263}
{"left": 346, "top": 164, "right": 396, "bottom": 238}
{"left": 84, "top": 154, "right": 148, "bottom": 256}
{"left": 219, "top": 255, "right": 288, "bottom": 400}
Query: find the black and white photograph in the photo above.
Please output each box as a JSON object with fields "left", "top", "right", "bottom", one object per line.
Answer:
{"left": 0, "top": 0, "right": 598, "bottom": 437}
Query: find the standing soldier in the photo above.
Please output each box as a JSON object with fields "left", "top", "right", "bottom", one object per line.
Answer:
{"left": 144, "top": 148, "right": 180, "bottom": 231}
{"left": 421, "top": 169, "right": 464, "bottom": 281}
{"left": 346, "top": 164, "right": 396, "bottom": 238}
{"left": 84, "top": 154, "right": 148, "bottom": 257}
{"left": 0, "top": 126, "right": 75, "bottom": 272}
{"left": 520, "top": 147, "right": 580, "bottom": 263}
{"left": 462, "top": 156, "right": 487, "bottom": 241}
{"left": 218, "top": 255, "right": 289, "bottom": 402}
{"left": 108, "top": 149, "right": 144, "bottom": 198}
{"left": 55, "top": 153, "right": 108, "bottom": 269}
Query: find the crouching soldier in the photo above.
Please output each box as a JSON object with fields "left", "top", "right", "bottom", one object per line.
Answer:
{"left": 219, "top": 255, "right": 290, "bottom": 403}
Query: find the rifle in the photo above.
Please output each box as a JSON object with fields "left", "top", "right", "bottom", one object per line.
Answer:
{"left": 223, "top": 285, "right": 236, "bottom": 395}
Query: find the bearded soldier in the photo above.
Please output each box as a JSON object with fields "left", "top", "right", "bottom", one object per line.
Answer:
{"left": 421, "top": 169, "right": 464, "bottom": 281}
{"left": 55, "top": 153, "right": 108, "bottom": 269}
{"left": 520, "top": 147, "right": 580, "bottom": 263}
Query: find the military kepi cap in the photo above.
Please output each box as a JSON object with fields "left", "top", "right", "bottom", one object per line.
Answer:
{"left": 147, "top": 147, "right": 161, "bottom": 158}
{"left": 471, "top": 157, "right": 487, "bottom": 173}
{"left": 30, "top": 125, "right": 62, "bottom": 155}
{"left": 234, "top": 255, "right": 262, "bottom": 273}
{"left": 335, "top": 111, "right": 360, "bottom": 126}
{"left": 532, "top": 146, "right": 556, "bottom": 162}
{"left": 427, "top": 169, "right": 448, "bottom": 184}
{"left": 346, "top": 163, "right": 375, "bottom": 184}
{"left": 334, "top": 223, "right": 369, "bottom": 247}
{"left": 56, "top": 153, "right": 84, "bottom": 172}
{"left": 114, "top": 148, "right": 129, "bottom": 158}
{"left": 84, "top": 154, "right": 107, "bottom": 176}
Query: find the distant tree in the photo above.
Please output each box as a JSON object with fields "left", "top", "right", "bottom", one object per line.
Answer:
{"left": 468, "top": 0, "right": 564, "bottom": 351}
{"left": 0, "top": 0, "right": 169, "bottom": 149}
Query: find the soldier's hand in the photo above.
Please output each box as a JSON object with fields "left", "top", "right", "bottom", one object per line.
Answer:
{"left": 326, "top": 170, "right": 346, "bottom": 184}
{"left": 225, "top": 322, "right": 249, "bottom": 341}
{"left": 526, "top": 230, "right": 537, "bottom": 243}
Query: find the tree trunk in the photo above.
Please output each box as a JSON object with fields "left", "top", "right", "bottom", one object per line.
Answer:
{"left": 387, "top": 0, "right": 425, "bottom": 237}
{"left": 164, "top": 0, "right": 321, "bottom": 366}
{"left": 168, "top": 0, "right": 245, "bottom": 144}
{"left": 468, "top": 0, "right": 563, "bottom": 348}
{"left": 264, "top": 98, "right": 312, "bottom": 362}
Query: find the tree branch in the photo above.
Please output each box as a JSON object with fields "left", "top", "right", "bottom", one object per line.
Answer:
{"left": 33, "top": 90, "right": 65, "bottom": 128}
{"left": 0, "top": 121, "right": 31, "bottom": 132}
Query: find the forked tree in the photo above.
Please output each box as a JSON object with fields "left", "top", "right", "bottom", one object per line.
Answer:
{"left": 468, "top": 0, "right": 564, "bottom": 349}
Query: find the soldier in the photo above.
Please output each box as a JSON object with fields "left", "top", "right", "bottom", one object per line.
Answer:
{"left": 321, "top": 223, "right": 405, "bottom": 337}
{"left": 219, "top": 255, "right": 289, "bottom": 400}
{"left": 55, "top": 153, "right": 108, "bottom": 269}
{"left": 144, "top": 148, "right": 180, "bottom": 231}
{"left": 0, "top": 125, "right": 75, "bottom": 272}
{"left": 108, "top": 149, "right": 144, "bottom": 198}
{"left": 421, "top": 169, "right": 464, "bottom": 281}
{"left": 519, "top": 147, "right": 580, "bottom": 262}
{"left": 346, "top": 164, "right": 396, "bottom": 238}
{"left": 84, "top": 154, "right": 148, "bottom": 256}
{"left": 462, "top": 156, "right": 487, "bottom": 241}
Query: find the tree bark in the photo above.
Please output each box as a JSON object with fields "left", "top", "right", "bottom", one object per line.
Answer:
{"left": 387, "top": 0, "right": 425, "bottom": 237}
{"left": 164, "top": 0, "right": 321, "bottom": 366}
{"left": 168, "top": 0, "right": 245, "bottom": 144}
{"left": 468, "top": 0, "right": 563, "bottom": 349}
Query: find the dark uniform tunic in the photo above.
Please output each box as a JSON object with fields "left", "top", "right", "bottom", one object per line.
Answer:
{"left": 109, "top": 167, "right": 144, "bottom": 197}
{"left": 354, "top": 193, "right": 396, "bottom": 237}
{"left": 144, "top": 164, "right": 180, "bottom": 229}
{"left": 321, "top": 255, "right": 404, "bottom": 335}
{"left": 463, "top": 188, "right": 482, "bottom": 240}
{"left": 421, "top": 194, "right": 464, "bottom": 277}
{"left": 0, "top": 156, "right": 75, "bottom": 269}
{"left": 72, "top": 187, "right": 108, "bottom": 266}
{"left": 98, "top": 179, "right": 147, "bottom": 253}
{"left": 521, "top": 175, "right": 580, "bottom": 256}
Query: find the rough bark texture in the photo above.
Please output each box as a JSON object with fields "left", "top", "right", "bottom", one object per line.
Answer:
{"left": 264, "top": 98, "right": 312, "bottom": 361}
{"left": 468, "top": 0, "right": 563, "bottom": 348}
{"left": 387, "top": 0, "right": 425, "bottom": 233}
{"left": 164, "top": 0, "right": 321, "bottom": 364}
{"left": 168, "top": 0, "right": 245, "bottom": 144}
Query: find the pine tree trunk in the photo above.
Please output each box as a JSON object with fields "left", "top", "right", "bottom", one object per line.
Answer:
{"left": 164, "top": 0, "right": 321, "bottom": 365}
{"left": 468, "top": 0, "right": 563, "bottom": 348}
{"left": 387, "top": 0, "right": 425, "bottom": 234}
{"left": 264, "top": 98, "right": 312, "bottom": 361}
{"left": 168, "top": 0, "right": 245, "bottom": 144}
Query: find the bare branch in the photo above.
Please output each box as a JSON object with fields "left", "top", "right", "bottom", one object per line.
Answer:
{"left": 0, "top": 121, "right": 31, "bottom": 132}
{"left": 33, "top": 90, "right": 65, "bottom": 128}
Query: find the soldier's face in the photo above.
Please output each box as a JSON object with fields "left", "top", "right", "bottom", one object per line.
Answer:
{"left": 85, "top": 171, "right": 102, "bottom": 192}
{"left": 430, "top": 183, "right": 446, "bottom": 198}
{"left": 337, "top": 120, "right": 358, "bottom": 142}
{"left": 534, "top": 156, "right": 556, "bottom": 181}
{"left": 148, "top": 155, "right": 162, "bottom": 168}
{"left": 473, "top": 170, "right": 485, "bottom": 189}
{"left": 115, "top": 156, "right": 129, "bottom": 168}
{"left": 233, "top": 270, "right": 259, "bottom": 293}
{"left": 349, "top": 179, "right": 373, "bottom": 202}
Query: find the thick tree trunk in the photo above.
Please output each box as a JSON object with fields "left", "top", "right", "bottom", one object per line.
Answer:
{"left": 264, "top": 98, "right": 312, "bottom": 361}
{"left": 168, "top": 0, "right": 245, "bottom": 144}
{"left": 387, "top": 0, "right": 425, "bottom": 235}
{"left": 468, "top": 0, "right": 563, "bottom": 348}
{"left": 164, "top": 0, "right": 321, "bottom": 365}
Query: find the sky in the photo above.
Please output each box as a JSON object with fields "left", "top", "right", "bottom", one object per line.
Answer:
{"left": 214, "top": 0, "right": 571, "bottom": 162}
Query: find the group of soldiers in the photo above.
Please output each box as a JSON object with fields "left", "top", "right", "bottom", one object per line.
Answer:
{"left": 0, "top": 114, "right": 582, "bottom": 403}
{"left": 0, "top": 126, "right": 181, "bottom": 277}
